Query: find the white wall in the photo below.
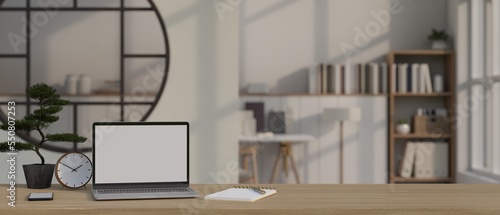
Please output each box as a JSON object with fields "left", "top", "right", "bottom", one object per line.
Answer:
{"left": 240, "top": 0, "right": 448, "bottom": 93}
{"left": 150, "top": 0, "right": 239, "bottom": 184}
{"left": 0, "top": 0, "right": 239, "bottom": 184}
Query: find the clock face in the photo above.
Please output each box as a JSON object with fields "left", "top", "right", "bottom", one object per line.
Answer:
{"left": 55, "top": 153, "right": 93, "bottom": 189}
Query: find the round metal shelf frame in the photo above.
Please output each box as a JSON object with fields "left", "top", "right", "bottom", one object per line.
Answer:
{"left": 0, "top": 0, "right": 170, "bottom": 152}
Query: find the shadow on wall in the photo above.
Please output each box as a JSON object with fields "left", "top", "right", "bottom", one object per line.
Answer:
{"left": 275, "top": 68, "right": 309, "bottom": 94}
{"left": 239, "top": 0, "right": 299, "bottom": 94}
{"left": 159, "top": 0, "right": 239, "bottom": 183}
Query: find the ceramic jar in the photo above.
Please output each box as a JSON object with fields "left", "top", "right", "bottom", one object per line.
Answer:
{"left": 396, "top": 123, "right": 411, "bottom": 134}
{"left": 78, "top": 75, "right": 92, "bottom": 95}
{"left": 65, "top": 74, "right": 78, "bottom": 95}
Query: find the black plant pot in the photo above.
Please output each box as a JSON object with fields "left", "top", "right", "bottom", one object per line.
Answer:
{"left": 23, "top": 164, "right": 55, "bottom": 189}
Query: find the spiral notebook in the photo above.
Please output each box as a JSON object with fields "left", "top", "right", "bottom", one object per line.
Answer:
{"left": 204, "top": 186, "right": 277, "bottom": 202}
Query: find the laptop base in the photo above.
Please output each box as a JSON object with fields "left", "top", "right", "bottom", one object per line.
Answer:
{"left": 92, "top": 187, "right": 199, "bottom": 201}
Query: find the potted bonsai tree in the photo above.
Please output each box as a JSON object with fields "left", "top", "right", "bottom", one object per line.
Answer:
{"left": 427, "top": 28, "right": 449, "bottom": 50}
{"left": 0, "top": 83, "right": 87, "bottom": 189}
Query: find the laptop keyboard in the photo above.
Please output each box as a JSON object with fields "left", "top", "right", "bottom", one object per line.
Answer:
{"left": 97, "top": 188, "right": 191, "bottom": 194}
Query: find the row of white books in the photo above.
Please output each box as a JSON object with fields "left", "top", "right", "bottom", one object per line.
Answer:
{"left": 308, "top": 62, "right": 388, "bottom": 95}
{"left": 399, "top": 141, "right": 449, "bottom": 179}
{"left": 392, "top": 63, "right": 435, "bottom": 94}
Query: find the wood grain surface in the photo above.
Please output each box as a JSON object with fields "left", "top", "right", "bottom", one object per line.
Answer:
{"left": 1, "top": 184, "right": 499, "bottom": 214}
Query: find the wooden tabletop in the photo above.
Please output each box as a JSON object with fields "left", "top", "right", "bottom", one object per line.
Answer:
{"left": 1, "top": 184, "right": 500, "bottom": 214}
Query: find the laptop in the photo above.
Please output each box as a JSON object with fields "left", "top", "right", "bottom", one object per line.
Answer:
{"left": 92, "top": 121, "right": 199, "bottom": 200}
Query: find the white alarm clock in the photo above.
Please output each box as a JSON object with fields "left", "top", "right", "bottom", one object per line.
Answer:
{"left": 55, "top": 153, "right": 93, "bottom": 189}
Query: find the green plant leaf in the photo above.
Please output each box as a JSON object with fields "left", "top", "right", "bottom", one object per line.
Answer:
{"left": 47, "top": 133, "right": 87, "bottom": 143}
{"left": 428, "top": 28, "right": 449, "bottom": 41}
{"left": 33, "top": 106, "right": 63, "bottom": 116}
{"left": 26, "top": 83, "right": 57, "bottom": 101}
{"left": 398, "top": 119, "right": 409, "bottom": 124}
{"left": 45, "top": 97, "right": 69, "bottom": 106}
{"left": 0, "top": 119, "right": 37, "bottom": 132}
{"left": 0, "top": 142, "right": 34, "bottom": 152}
{"left": 26, "top": 113, "right": 59, "bottom": 124}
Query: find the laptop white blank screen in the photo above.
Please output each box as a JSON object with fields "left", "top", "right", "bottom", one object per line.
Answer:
{"left": 94, "top": 124, "right": 188, "bottom": 184}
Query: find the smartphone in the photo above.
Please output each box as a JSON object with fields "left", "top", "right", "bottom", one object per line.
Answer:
{"left": 28, "top": 192, "right": 53, "bottom": 201}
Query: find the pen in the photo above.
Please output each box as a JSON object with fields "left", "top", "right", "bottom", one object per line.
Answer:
{"left": 252, "top": 187, "right": 266, "bottom": 195}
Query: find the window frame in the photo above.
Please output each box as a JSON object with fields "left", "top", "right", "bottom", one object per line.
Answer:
{"left": 469, "top": 0, "right": 500, "bottom": 176}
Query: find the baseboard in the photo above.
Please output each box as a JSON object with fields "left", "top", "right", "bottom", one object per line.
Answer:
{"left": 457, "top": 171, "right": 500, "bottom": 184}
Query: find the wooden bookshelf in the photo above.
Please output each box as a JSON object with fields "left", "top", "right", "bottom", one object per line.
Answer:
{"left": 387, "top": 50, "right": 456, "bottom": 184}
{"left": 394, "top": 133, "right": 451, "bottom": 139}
{"left": 392, "top": 177, "right": 453, "bottom": 183}
{"left": 393, "top": 92, "right": 452, "bottom": 97}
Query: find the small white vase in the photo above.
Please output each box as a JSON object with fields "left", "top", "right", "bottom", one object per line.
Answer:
{"left": 396, "top": 124, "right": 411, "bottom": 134}
{"left": 431, "top": 40, "right": 447, "bottom": 50}
{"left": 434, "top": 75, "right": 444, "bottom": 93}
{"left": 78, "top": 75, "right": 92, "bottom": 95}
{"left": 65, "top": 75, "right": 78, "bottom": 95}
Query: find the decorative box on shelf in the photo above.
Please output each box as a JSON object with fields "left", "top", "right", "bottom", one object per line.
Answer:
{"left": 413, "top": 115, "right": 449, "bottom": 134}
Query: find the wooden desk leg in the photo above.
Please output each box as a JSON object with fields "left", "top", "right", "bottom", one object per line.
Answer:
{"left": 288, "top": 148, "right": 301, "bottom": 184}
{"left": 251, "top": 148, "right": 259, "bottom": 184}
{"left": 271, "top": 142, "right": 301, "bottom": 184}
{"left": 282, "top": 143, "right": 289, "bottom": 177}
{"left": 270, "top": 146, "right": 282, "bottom": 184}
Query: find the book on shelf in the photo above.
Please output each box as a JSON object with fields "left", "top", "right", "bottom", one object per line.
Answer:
{"left": 317, "top": 64, "right": 323, "bottom": 94}
{"left": 245, "top": 102, "right": 265, "bottom": 132}
{"left": 420, "top": 63, "right": 433, "bottom": 93}
{"left": 391, "top": 63, "right": 397, "bottom": 93}
{"left": 418, "top": 64, "right": 426, "bottom": 93}
{"left": 380, "top": 62, "right": 388, "bottom": 94}
{"left": 407, "top": 64, "right": 412, "bottom": 92}
{"left": 391, "top": 63, "right": 439, "bottom": 95}
{"left": 334, "top": 64, "right": 342, "bottom": 94}
{"left": 352, "top": 64, "right": 358, "bottom": 94}
{"left": 360, "top": 63, "right": 367, "bottom": 94}
{"left": 370, "top": 63, "right": 379, "bottom": 94}
{"left": 340, "top": 64, "right": 346, "bottom": 94}
{"left": 326, "top": 64, "right": 334, "bottom": 93}
{"left": 365, "top": 64, "right": 371, "bottom": 94}
{"left": 398, "top": 63, "right": 408, "bottom": 93}
{"left": 411, "top": 63, "right": 419, "bottom": 93}
{"left": 414, "top": 142, "right": 448, "bottom": 179}
{"left": 344, "top": 62, "right": 353, "bottom": 94}
{"left": 308, "top": 61, "right": 387, "bottom": 95}
{"left": 399, "top": 141, "right": 416, "bottom": 178}
{"left": 400, "top": 141, "right": 449, "bottom": 179}
{"left": 309, "top": 63, "right": 318, "bottom": 94}
{"left": 322, "top": 64, "right": 328, "bottom": 94}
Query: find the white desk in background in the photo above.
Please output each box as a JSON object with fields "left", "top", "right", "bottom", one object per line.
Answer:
{"left": 238, "top": 134, "right": 314, "bottom": 184}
